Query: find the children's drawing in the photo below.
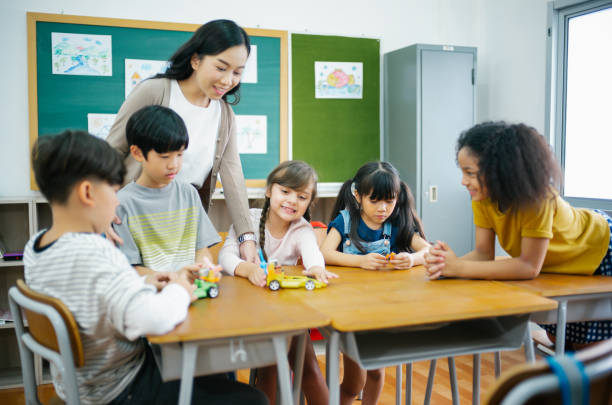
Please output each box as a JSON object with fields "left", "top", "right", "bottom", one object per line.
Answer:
{"left": 125, "top": 59, "right": 169, "bottom": 98}
{"left": 87, "top": 113, "right": 117, "bottom": 140}
{"left": 315, "top": 61, "right": 363, "bottom": 99}
{"left": 235, "top": 115, "right": 267, "bottom": 154}
{"left": 241, "top": 45, "right": 258, "bottom": 84}
{"left": 51, "top": 33, "right": 112, "bottom": 76}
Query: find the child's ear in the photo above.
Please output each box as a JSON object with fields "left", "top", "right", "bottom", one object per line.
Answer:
{"left": 75, "top": 180, "right": 96, "bottom": 207}
{"left": 353, "top": 190, "right": 361, "bottom": 204}
{"left": 190, "top": 54, "right": 201, "bottom": 70}
{"left": 265, "top": 185, "right": 272, "bottom": 199}
{"left": 129, "top": 145, "right": 146, "bottom": 162}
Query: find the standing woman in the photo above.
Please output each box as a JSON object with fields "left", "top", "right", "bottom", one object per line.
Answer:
{"left": 107, "top": 20, "right": 257, "bottom": 262}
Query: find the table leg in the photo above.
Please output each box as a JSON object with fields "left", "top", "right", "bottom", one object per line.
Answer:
{"left": 178, "top": 343, "right": 198, "bottom": 405}
{"left": 494, "top": 352, "right": 501, "bottom": 377}
{"left": 448, "top": 357, "right": 460, "bottom": 405}
{"left": 524, "top": 328, "right": 535, "bottom": 363}
{"left": 423, "top": 359, "right": 436, "bottom": 405}
{"left": 327, "top": 331, "right": 340, "bottom": 405}
{"left": 555, "top": 300, "right": 568, "bottom": 355}
{"left": 292, "top": 332, "right": 307, "bottom": 405}
{"left": 272, "top": 336, "right": 293, "bottom": 405}
{"left": 395, "top": 365, "right": 402, "bottom": 405}
{"left": 405, "top": 363, "right": 412, "bottom": 405}
{"left": 272, "top": 336, "right": 294, "bottom": 405}
{"left": 472, "top": 354, "right": 480, "bottom": 405}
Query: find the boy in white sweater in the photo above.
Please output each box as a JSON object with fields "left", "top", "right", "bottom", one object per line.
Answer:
{"left": 26, "top": 130, "right": 266, "bottom": 405}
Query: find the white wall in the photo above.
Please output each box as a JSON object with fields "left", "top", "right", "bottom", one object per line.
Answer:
{"left": 0, "top": 0, "right": 548, "bottom": 198}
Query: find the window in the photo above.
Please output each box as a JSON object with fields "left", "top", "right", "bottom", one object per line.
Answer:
{"left": 548, "top": 0, "right": 612, "bottom": 208}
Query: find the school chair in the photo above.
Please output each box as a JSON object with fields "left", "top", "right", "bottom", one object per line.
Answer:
{"left": 484, "top": 338, "right": 612, "bottom": 405}
{"left": 8, "top": 279, "right": 84, "bottom": 405}
{"left": 209, "top": 231, "right": 228, "bottom": 263}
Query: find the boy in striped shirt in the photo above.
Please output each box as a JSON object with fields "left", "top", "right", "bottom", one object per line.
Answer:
{"left": 112, "top": 105, "right": 221, "bottom": 275}
{"left": 25, "top": 130, "right": 267, "bottom": 404}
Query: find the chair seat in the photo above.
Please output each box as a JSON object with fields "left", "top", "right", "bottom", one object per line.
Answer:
{"left": 48, "top": 393, "right": 65, "bottom": 405}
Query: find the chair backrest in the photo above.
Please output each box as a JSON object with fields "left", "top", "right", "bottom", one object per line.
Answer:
{"left": 16, "top": 280, "right": 84, "bottom": 368}
{"left": 9, "top": 279, "right": 84, "bottom": 405}
{"left": 209, "top": 232, "right": 228, "bottom": 263}
{"left": 484, "top": 339, "right": 612, "bottom": 405}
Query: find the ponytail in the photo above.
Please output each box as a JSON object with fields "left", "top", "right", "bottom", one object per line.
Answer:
{"left": 259, "top": 198, "right": 270, "bottom": 262}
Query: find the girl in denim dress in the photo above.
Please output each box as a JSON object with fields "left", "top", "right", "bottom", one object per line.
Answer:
{"left": 321, "top": 161, "right": 430, "bottom": 405}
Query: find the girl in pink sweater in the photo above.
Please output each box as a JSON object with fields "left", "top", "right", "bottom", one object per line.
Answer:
{"left": 219, "top": 160, "right": 337, "bottom": 405}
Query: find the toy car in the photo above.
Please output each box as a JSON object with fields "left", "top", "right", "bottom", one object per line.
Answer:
{"left": 193, "top": 268, "right": 221, "bottom": 299}
{"left": 263, "top": 260, "right": 326, "bottom": 291}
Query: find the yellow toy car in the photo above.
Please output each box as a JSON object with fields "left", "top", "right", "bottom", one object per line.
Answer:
{"left": 264, "top": 260, "right": 326, "bottom": 291}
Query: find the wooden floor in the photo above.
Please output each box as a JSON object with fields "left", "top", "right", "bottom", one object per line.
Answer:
{"left": 0, "top": 348, "right": 529, "bottom": 405}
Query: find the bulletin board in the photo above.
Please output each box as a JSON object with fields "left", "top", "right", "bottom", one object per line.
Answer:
{"left": 27, "top": 12, "right": 287, "bottom": 189}
{"left": 291, "top": 33, "right": 380, "bottom": 182}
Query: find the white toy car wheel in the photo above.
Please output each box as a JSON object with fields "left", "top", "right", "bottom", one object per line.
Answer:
{"left": 208, "top": 286, "right": 219, "bottom": 298}
{"left": 305, "top": 280, "right": 315, "bottom": 291}
{"left": 269, "top": 280, "right": 281, "bottom": 291}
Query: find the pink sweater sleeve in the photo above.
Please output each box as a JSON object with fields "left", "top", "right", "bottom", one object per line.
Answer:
{"left": 293, "top": 226, "right": 325, "bottom": 270}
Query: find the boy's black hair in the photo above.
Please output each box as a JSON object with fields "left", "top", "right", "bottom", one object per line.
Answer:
{"left": 456, "top": 121, "right": 561, "bottom": 212}
{"left": 330, "top": 161, "right": 425, "bottom": 253}
{"left": 126, "top": 105, "right": 189, "bottom": 158}
{"left": 32, "top": 130, "right": 126, "bottom": 204}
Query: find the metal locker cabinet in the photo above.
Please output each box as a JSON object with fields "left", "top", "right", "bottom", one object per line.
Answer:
{"left": 384, "top": 44, "right": 476, "bottom": 255}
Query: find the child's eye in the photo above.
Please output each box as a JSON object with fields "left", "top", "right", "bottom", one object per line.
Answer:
{"left": 299, "top": 195, "right": 308, "bottom": 200}
{"left": 216, "top": 66, "right": 226, "bottom": 72}
{"left": 233, "top": 70, "right": 242, "bottom": 77}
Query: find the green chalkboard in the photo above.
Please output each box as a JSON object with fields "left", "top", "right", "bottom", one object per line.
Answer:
{"left": 291, "top": 34, "right": 380, "bottom": 183}
{"left": 27, "top": 13, "right": 287, "bottom": 189}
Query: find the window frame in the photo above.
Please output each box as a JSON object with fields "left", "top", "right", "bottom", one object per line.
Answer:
{"left": 546, "top": 0, "right": 612, "bottom": 209}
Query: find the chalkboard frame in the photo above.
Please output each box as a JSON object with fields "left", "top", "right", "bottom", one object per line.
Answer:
{"left": 27, "top": 12, "right": 287, "bottom": 189}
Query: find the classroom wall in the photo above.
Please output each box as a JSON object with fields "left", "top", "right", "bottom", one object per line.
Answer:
{"left": 0, "top": 0, "right": 548, "bottom": 198}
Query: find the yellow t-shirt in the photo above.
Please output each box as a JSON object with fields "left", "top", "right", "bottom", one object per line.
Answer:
{"left": 472, "top": 194, "right": 610, "bottom": 275}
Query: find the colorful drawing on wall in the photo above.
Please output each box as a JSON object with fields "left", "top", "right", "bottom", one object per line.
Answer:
{"left": 87, "top": 113, "right": 117, "bottom": 140}
{"left": 124, "top": 59, "right": 169, "bottom": 98}
{"left": 51, "top": 33, "right": 112, "bottom": 76}
{"left": 235, "top": 115, "right": 267, "bottom": 154}
{"left": 315, "top": 61, "right": 363, "bottom": 99}
{"left": 241, "top": 45, "right": 258, "bottom": 84}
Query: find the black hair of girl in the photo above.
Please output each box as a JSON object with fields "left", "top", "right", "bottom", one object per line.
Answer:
{"left": 456, "top": 121, "right": 561, "bottom": 213}
{"left": 330, "top": 161, "right": 425, "bottom": 254}
{"left": 259, "top": 161, "right": 318, "bottom": 261}
{"left": 154, "top": 19, "right": 250, "bottom": 105}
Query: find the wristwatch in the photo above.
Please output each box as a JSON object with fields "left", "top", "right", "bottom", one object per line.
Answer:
{"left": 238, "top": 232, "right": 256, "bottom": 244}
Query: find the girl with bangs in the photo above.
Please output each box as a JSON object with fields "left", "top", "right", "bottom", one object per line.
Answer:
{"left": 320, "top": 161, "right": 430, "bottom": 405}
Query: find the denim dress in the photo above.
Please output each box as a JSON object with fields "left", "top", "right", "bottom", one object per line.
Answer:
{"left": 339, "top": 210, "right": 392, "bottom": 255}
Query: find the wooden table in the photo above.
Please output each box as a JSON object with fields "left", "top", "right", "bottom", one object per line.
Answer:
{"left": 504, "top": 273, "right": 612, "bottom": 355}
{"left": 283, "top": 266, "right": 558, "bottom": 405}
{"left": 148, "top": 276, "right": 330, "bottom": 405}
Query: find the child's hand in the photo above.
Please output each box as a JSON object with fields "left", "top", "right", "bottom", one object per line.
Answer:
{"left": 424, "top": 241, "right": 456, "bottom": 279}
{"left": 390, "top": 252, "right": 415, "bottom": 269}
{"left": 200, "top": 257, "right": 223, "bottom": 280}
{"left": 176, "top": 264, "right": 204, "bottom": 284}
{"left": 144, "top": 272, "right": 171, "bottom": 291}
{"left": 172, "top": 269, "right": 198, "bottom": 302}
{"left": 360, "top": 253, "right": 388, "bottom": 270}
{"left": 105, "top": 215, "right": 124, "bottom": 246}
{"left": 303, "top": 266, "right": 338, "bottom": 284}
{"left": 247, "top": 265, "right": 267, "bottom": 287}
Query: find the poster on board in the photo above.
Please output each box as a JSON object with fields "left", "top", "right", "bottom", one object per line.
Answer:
{"left": 315, "top": 61, "right": 362, "bottom": 99}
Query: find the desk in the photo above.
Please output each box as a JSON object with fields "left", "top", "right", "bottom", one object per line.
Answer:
{"left": 148, "top": 276, "right": 330, "bottom": 405}
{"left": 283, "top": 266, "right": 557, "bottom": 405}
{"left": 504, "top": 273, "right": 612, "bottom": 355}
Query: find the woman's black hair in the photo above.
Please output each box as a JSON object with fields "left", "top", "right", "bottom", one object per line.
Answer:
{"left": 259, "top": 161, "right": 318, "bottom": 261}
{"left": 456, "top": 121, "right": 561, "bottom": 212}
{"left": 126, "top": 105, "right": 188, "bottom": 157}
{"left": 155, "top": 19, "right": 250, "bottom": 105}
{"left": 330, "top": 161, "right": 425, "bottom": 253}
{"left": 32, "top": 130, "right": 125, "bottom": 204}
